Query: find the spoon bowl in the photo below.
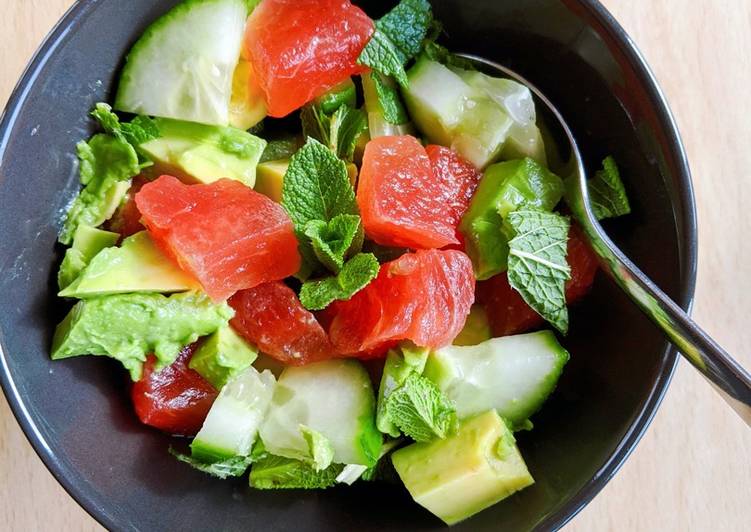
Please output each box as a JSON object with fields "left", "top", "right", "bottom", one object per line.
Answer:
{"left": 462, "top": 53, "right": 751, "bottom": 426}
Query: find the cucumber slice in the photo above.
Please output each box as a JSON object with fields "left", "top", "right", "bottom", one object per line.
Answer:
{"left": 191, "top": 366, "right": 276, "bottom": 462}
{"left": 259, "top": 360, "right": 382, "bottom": 466}
{"left": 403, "top": 58, "right": 513, "bottom": 168}
{"left": 424, "top": 331, "right": 569, "bottom": 428}
{"left": 454, "top": 69, "right": 546, "bottom": 164}
{"left": 115, "top": 0, "right": 249, "bottom": 126}
{"left": 402, "top": 58, "right": 473, "bottom": 146}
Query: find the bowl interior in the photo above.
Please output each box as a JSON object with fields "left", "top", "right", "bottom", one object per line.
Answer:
{"left": 0, "top": 0, "right": 695, "bottom": 530}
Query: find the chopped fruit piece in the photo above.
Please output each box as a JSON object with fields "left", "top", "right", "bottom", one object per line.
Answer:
{"left": 229, "top": 282, "right": 335, "bottom": 365}
{"left": 136, "top": 176, "right": 300, "bottom": 300}
{"left": 478, "top": 225, "right": 599, "bottom": 336}
{"left": 106, "top": 175, "right": 150, "bottom": 239}
{"left": 244, "top": 0, "right": 374, "bottom": 117}
{"left": 357, "top": 136, "right": 481, "bottom": 249}
{"left": 131, "top": 345, "right": 218, "bottom": 436}
{"left": 327, "top": 249, "right": 475, "bottom": 354}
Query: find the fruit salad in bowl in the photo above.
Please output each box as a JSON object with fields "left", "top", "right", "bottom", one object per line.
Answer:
{"left": 49, "top": 0, "right": 634, "bottom": 525}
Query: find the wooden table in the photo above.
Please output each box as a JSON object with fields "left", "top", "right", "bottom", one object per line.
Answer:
{"left": 1, "top": 1, "right": 749, "bottom": 530}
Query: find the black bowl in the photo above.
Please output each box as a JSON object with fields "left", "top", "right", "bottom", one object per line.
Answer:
{"left": 0, "top": 0, "right": 696, "bottom": 530}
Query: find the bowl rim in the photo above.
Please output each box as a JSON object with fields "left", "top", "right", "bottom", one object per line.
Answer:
{"left": 0, "top": 0, "right": 697, "bottom": 530}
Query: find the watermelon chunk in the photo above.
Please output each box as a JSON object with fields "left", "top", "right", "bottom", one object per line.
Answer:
{"left": 136, "top": 175, "right": 300, "bottom": 301}
{"left": 478, "top": 225, "right": 600, "bottom": 336}
{"left": 131, "top": 344, "right": 217, "bottom": 436}
{"left": 229, "top": 281, "right": 334, "bottom": 365}
{"left": 244, "top": 0, "right": 373, "bottom": 117}
{"left": 357, "top": 136, "right": 481, "bottom": 249}
{"left": 327, "top": 249, "right": 475, "bottom": 354}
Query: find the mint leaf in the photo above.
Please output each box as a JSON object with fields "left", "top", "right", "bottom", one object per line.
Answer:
{"left": 282, "top": 138, "right": 357, "bottom": 228}
{"left": 376, "top": 343, "right": 430, "bottom": 437}
{"left": 506, "top": 209, "right": 571, "bottom": 333}
{"left": 384, "top": 374, "right": 456, "bottom": 442}
{"left": 170, "top": 448, "right": 252, "bottom": 479}
{"left": 300, "top": 425, "right": 334, "bottom": 471}
{"left": 330, "top": 105, "right": 368, "bottom": 161}
{"left": 91, "top": 102, "right": 159, "bottom": 148}
{"left": 304, "top": 214, "right": 363, "bottom": 273}
{"left": 357, "top": 0, "right": 433, "bottom": 87}
{"left": 60, "top": 135, "right": 139, "bottom": 244}
{"left": 421, "top": 41, "right": 476, "bottom": 70}
{"left": 370, "top": 74, "right": 409, "bottom": 125}
{"left": 589, "top": 156, "right": 631, "bottom": 220}
{"left": 299, "top": 253, "right": 379, "bottom": 311}
{"left": 249, "top": 454, "right": 344, "bottom": 489}
{"left": 301, "top": 104, "right": 367, "bottom": 162}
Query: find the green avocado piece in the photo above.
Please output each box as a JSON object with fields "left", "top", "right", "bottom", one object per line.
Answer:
{"left": 59, "top": 231, "right": 200, "bottom": 298}
{"left": 188, "top": 325, "right": 258, "bottom": 389}
{"left": 452, "top": 305, "right": 491, "bottom": 346}
{"left": 57, "top": 226, "right": 120, "bottom": 290}
{"left": 459, "top": 158, "right": 564, "bottom": 280}
{"left": 254, "top": 159, "right": 289, "bottom": 203}
{"left": 139, "top": 118, "right": 266, "bottom": 187}
{"left": 51, "top": 291, "right": 233, "bottom": 380}
{"left": 314, "top": 78, "right": 357, "bottom": 115}
{"left": 391, "top": 410, "right": 534, "bottom": 525}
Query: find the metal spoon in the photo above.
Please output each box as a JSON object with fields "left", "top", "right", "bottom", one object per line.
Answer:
{"left": 461, "top": 54, "right": 751, "bottom": 426}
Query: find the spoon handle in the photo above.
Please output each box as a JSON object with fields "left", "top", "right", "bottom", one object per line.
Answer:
{"left": 573, "top": 203, "right": 751, "bottom": 426}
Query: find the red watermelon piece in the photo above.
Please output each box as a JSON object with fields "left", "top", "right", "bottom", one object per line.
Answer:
{"left": 327, "top": 249, "right": 475, "bottom": 355}
{"left": 131, "top": 345, "right": 217, "bottom": 436}
{"left": 245, "top": 0, "right": 373, "bottom": 117}
{"left": 229, "top": 282, "right": 334, "bottom": 365}
{"left": 478, "top": 224, "right": 600, "bottom": 336}
{"left": 426, "top": 144, "right": 482, "bottom": 242}
{"left": 357, "top": 136, "right": 481, "bottom": 249}
{"left": 135, "top": 176, "right": 300, "bottom": 301}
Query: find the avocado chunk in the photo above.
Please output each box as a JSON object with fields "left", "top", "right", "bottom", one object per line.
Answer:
{"left": 139, "top": 118, "right": 266, "bottom": 187}
{"left": 255, "top": 159, "right": 357, "bottom": 203}
{"left": 254, "top": 159, "right": 289, "bottom": 202}
{"left": 452, "top": 305, "right": 491, "bottom": 346}
{"left": 51, "top": 292, "right": 233, "bottom": 380}
{"left": 229, "top": 59, "right": 267, "bottom": 130}
{"left": 424, "top": 331, "right": 569, "bottom": 428}
{"left": 402, "top": 58, "right": 513, "bottom": 168}
{"left": 392, "top": 410, "right": 534, "bottom": 525}
{"left": 59, "top": 231, "right": 200, "bottom": 298}
{"left": 189, "top": 325, "right": 258, "bottom": 389}
{"left": 314, "top": 77, "right": 357, "bottom": 115}
{"left": 459, "top": 158, "right": 564, "bottom": 280}
{"left": 57, "top": 226, "right": 120, "bottom": 290}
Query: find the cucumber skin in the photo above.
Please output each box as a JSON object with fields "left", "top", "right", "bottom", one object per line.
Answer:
{"left": 114, "top": 0, "right": 248, "bottom": 125}
{"left": 426, "top": 331, "right": 569, "bottom": 428}
{"left": 260, "top": 360, "right": 382, "bottom": 467}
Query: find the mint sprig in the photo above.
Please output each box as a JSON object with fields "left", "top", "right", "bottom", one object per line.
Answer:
{"left": 383, "top": 373, "right": 457, "bottom": 443}
{"left": 589, "top": 156, "right": 631, "bottom": 220}
{"left": 506, "top": 209, "right": 571, "bottom": 333}
{"left": 301, "top": 104, "right": 367, "bottom": 162}
{"left": 370, "top": 73, "right": 410, "bottom": 125}
{"left": 299, "top": 253, "right": 380, "bottom": 311}
{"left": 357, "top": 0, "right": 433, "bottom": 87}
{"left": 304, "top": 214, "right": 363, "bottom": 273}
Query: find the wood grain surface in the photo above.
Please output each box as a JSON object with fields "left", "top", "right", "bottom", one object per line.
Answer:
{"left": 1, "top": 1, "right": 749, "bottom": 530}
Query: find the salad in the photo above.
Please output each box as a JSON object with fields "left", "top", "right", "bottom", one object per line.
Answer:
{"left": 50, "top": 0, "right": 632, "bottom": 526}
